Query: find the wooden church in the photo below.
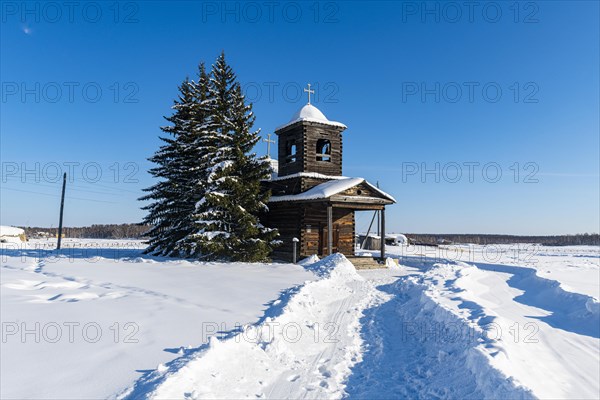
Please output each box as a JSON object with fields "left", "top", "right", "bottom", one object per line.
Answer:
{"left": 262, "top": 85, "right": 395, "bottom": 263}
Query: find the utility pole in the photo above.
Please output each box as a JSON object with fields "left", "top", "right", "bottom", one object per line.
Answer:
{"left": 57, "top": 173, "right": 66, "bottom": 250}
{"left": 376, "top": 181, "right": 380, "bottom": 236}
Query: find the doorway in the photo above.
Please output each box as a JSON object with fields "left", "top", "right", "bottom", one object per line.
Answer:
{"left": 319, "top": 223, "right": 340, "bottom": 255}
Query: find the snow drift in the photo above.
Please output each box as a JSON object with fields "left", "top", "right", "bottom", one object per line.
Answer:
{"left": 119, "top": 254, "right": 373, "bottom": 399}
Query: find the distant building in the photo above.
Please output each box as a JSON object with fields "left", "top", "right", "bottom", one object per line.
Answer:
{"left": 386, "top": 234, "right": 408, "bottom": 246}
{"left": 0, "top": 226, "right": 27, "bottom": 243}
{"left": 358, "top": 233, "right": 408, "bottom": 249}
{"left": 358, "top": 234, "right": 382, "bottom": 250}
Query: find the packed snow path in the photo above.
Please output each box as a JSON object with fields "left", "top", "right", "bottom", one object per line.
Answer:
{"left": 120, "top": 255, "right": 540, "bottom": 399}
{"left": 344, "top": 275, "right": 532, "bottom": 399}
{"left": 120, "top": 255, "right": 377, "bottom": 399}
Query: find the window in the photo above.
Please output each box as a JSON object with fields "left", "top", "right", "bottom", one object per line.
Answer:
{"left": 286, "top": 140, "right": 297, "bottom": 163}
{"left": 316, "top": 139, "right": 331, "bottom": 162}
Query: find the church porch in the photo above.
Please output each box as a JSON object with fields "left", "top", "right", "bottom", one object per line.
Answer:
{"left": 301, "top": 201, "right": 387, "bottom": 260}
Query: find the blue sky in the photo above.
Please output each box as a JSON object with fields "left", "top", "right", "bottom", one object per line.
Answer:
{"left": 1, "top": 1, "right": 598, "bottom": 234}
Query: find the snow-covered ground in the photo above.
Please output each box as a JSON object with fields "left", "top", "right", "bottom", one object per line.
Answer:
{"left": 357, "top": 244, "right": 599, "bottom": 399}
{"left": 1, "top": 240, "right": 598, "bottom": 399}
{"left": 0, "top": 239, "right": 313, "bottom": 399}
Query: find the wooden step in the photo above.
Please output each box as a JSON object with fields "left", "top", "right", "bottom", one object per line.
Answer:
{"left": 346, "top": 256, "right": 386, "bottom": 270}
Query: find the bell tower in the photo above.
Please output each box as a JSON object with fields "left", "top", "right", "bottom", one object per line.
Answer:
{"left": 275, "top": 84, "right": 347, "bottom": 177}
{"left": 261, "top": 83, "right": 395, "bottom": 263}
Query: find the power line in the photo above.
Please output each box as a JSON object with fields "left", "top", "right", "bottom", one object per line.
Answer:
{"left": 1, "top": 177, "right": 128, "bottom": 197}
{"left": 69, "top": 177, "right": 143, "bottom": 194}
{"left": 1, "top": 176, "right": 141, "bottom": 195}
{"left": 1, "top": 187, "right": 119, "bottom": 204}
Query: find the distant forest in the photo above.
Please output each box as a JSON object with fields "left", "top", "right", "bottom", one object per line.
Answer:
{"left": 405, "top": 233, "right": 599, "bottom": 246}
{"left": 23, "top": 224, "right": 150, "bottom": 240}
{"left": 19, "top": 225, "right": 600, "bottom": 246}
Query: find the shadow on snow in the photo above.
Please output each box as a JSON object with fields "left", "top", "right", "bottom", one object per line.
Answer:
{"left": 471, "top": 261, "right": 599, "bottom": 339}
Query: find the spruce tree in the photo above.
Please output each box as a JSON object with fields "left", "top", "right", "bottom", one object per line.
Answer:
{"left": 140, "top": 64, "right": 214, "bottom": 257}
{"left": 171, "top": 64, "right": 216, "bottom": 256}
{"left": 140, "top": 78, "right": 195, "bottom": 256}
{"left": 191, "top": 52, "right": 278, "bottom": 261}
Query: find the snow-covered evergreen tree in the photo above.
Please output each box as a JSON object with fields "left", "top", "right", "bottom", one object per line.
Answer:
{"left": 171, "top": 64, "right": 216, "bottom": 256}
{"left": 140, "top": 78, "right": 195, "bottom": 256}
{"left": 191, "top": 52, "right": 278, "bottom": 261}
{"left": 142, "top": 54, "right": 278, "bottom": 261}
{"left": 140, "top": 64, "right": 214, "bottom": 256}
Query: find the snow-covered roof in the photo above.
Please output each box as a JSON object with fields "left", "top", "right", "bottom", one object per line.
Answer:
{"left": 275, "top": 104, "right": 347, "bottom": 132}
{"left": 386, "top": 233, "right": 408, "bottom": 240}
{"left": 0, "top": 226, "right": 24, "bottom": 236}
{"left": 266, "top": 157, "right": 279, "bottom": 180}
{"left": 269, "top": 177, "right": 396, "bottom": 203}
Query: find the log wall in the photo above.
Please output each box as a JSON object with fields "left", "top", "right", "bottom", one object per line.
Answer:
{"left": 276, "top": 125, "right": 305, "bottom": 177}
{"left": 261, "top": 202, "right": 301, "bottom": 261}
{"left": 300, "top": 204, "right": 354, "bottom": 258}
{"left": 302, "top": 123, "right": 343, "bottom": 176}
{"left": 276, "top": 121, "right": 345, "bottom": 177}
{"left": 263, "top": 177, "right": 304, "bottom": 196}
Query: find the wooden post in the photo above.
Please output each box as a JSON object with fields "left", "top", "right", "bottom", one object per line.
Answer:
{"left": 57, "top": 172, "right": 66, "bottom": 250}
{"left": 292, "top": 237, "right": 299, "bottom": 263}
{"left": 380, "top": 207, "right": 386, "bottom": 259}
{"left": 327, "top": 205, "right": 333, "bottom": 255}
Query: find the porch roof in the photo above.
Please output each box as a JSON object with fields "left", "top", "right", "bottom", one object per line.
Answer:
{"left": 268, "top": 177, "right": 396, "bottom": 204}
